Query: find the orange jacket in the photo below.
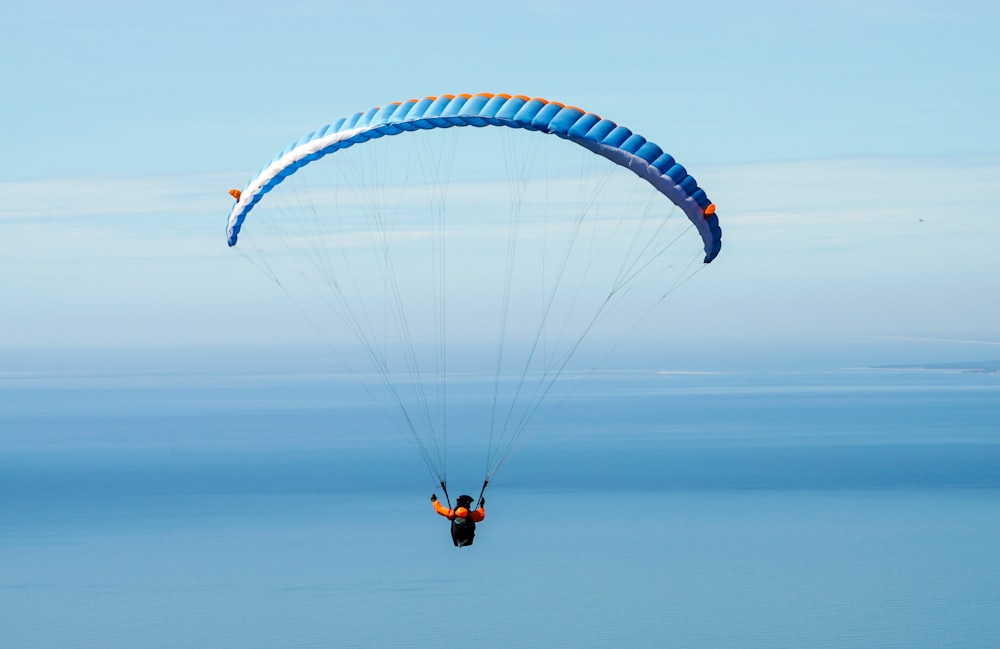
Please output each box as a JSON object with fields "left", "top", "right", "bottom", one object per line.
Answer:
{"left": 433, "top": 498, "right": 485, "bottom": 522}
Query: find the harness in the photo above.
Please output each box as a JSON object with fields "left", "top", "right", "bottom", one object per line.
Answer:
{"left": 451, "top": 513, "right": 476, "bottom": 546}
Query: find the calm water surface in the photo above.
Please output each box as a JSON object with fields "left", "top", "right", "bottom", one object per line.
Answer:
{"left": 2, "top": 355, "right": 999, "bottom": 648}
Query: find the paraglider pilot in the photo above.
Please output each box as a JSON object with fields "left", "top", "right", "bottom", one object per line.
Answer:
{"left": 431, "top": 493, "right": 485, "bottom": 547}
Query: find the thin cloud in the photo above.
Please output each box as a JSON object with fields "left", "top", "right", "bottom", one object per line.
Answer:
{"left": 1, "top": 173, "right": 233, "bottom": 221}
{"left": 865, "top": 335, "right": 1000, "bottom": 347}
{"left": 5, "top": 155, "right": 997, "bottom": 224}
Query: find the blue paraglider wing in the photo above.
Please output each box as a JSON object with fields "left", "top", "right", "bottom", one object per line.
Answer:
{"left": 226, "top": 93, "right": 721, "bottom": 262}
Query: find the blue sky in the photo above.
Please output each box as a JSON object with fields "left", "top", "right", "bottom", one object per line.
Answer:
{"left": 3, "top": 0, "right": 998, "bottom": 367}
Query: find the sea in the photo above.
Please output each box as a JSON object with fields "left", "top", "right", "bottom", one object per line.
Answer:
{"left": 2, "top": 347, "right": 999, "bottom": 649}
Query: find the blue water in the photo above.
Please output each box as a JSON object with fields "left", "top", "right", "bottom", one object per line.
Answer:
{"left": 2, "top": 350, "right": 999, "bottom": 648}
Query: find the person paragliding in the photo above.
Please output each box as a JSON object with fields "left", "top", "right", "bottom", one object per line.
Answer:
{"left": 225, "top": 92, "right": 723, "bottom": 545}
{"left": 431, "top": 493, "right": 485, "bottom": 547}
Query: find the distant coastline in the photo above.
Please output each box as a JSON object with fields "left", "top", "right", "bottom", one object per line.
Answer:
{"left": 869, "top": 360, "right": 1000, "bottom": 375}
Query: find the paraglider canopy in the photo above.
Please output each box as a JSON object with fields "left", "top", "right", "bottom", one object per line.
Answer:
{"left": 227, "top": 93, "right": 720, "bottom": 262}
